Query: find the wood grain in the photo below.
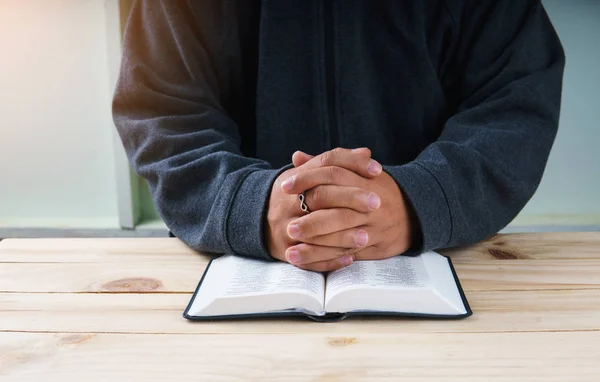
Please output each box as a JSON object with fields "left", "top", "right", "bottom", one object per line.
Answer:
{"left": 1, "top": 258, "right": 599, "bottom": 293}
{"left": 0, "top": 262, "right": 205, "bottom": 293}
{"left": 2, "top": 331, "right": 599, "bottom": 381}
{"left": 1, "top": 234, "right": 599, "bottom": 381}
{"left": 0, "top": 237, "right": 206, "bottom": 263}
{"left": 441, "top": 232, "right": 600, "bottom": 260}
{"left": 2, "top": 234, "right": 599, "bottom": 294}
{"left": 1, "top": 289, "right": 599, "bottom": 334}
{"left": 2, "top": 232, "right": 599, "bottom": 263}
{"left": 454, "top": 260, "right": 600, "bottom": 291}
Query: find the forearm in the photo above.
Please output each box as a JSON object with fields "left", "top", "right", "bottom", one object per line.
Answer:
{"left": 386, "top": 0, "right": 565, "bottom": 252}
{"left": 117, "top": 119, "right": 283, "bottom": 259}
{"left": 112, "top": 0, "right": 280, "bottom": 259}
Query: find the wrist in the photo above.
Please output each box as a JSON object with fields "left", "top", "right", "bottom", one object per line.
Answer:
{"left": 263, "top": 165, "right": 296, "bottom": 261}
{"left": 404, "top": 194, "right": 422, "bottom": 250}
{"left": 228, "top": 167, "right": 290, "bottom": 261}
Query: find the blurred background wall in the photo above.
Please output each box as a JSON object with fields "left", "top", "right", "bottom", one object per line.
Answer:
{"left": 0, "top": 0, "right": 598, "bottom": 237}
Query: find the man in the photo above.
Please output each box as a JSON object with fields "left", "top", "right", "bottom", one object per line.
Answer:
{"left": 112, "top": 0, "right": 565, "bottom": 272}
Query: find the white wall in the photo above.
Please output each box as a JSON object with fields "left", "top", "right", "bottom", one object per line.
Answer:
{"left": 510, "top": 0, "right": 600, "bottom": 228}
{"left": 0, "top": 0, "right": 119, "bottom": 228}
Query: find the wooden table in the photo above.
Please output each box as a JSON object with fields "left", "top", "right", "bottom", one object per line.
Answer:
{"left": 1, "top": 233, "right": 599, "bottom": 381}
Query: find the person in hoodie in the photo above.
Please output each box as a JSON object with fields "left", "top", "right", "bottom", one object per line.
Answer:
{"left": 112, "top": 0, "right": 565, "bottom": 272}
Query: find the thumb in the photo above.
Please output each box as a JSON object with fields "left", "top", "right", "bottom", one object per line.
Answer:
{"left": 292, "top": 151, "right": 314, "bottom": 167}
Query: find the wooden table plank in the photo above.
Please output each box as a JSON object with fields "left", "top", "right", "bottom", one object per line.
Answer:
{"left": 1, "top": 234, "right": 599, "bottom": 380}
{"left": 0, "top": 237, "right": 201, "bottom": 263}
{"left": 442, "top": 232, "right": 600, "bottom": 260}
{"left": 2, "top": 289, "right": 599, "bottom": 334}
{"left": 2, "top": 234, "right": 599, "bottom": 295}
{"left": 1, "top": 232, "right": 599, "bottom": 263}
{"left": 2, "top": 258, "right": 599, "bottom": 293}
{"left": 0, "top": 262, "right": 204, "bottom": 293}
{"left": 1, "top": 331, "right": 599, "bottom": 381}
{"left": 455, "top": 260, "right": 600, "bottom": 291}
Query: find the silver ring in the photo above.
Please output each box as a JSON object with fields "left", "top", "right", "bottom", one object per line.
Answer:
{"left": 298, "top": 193, "right": 310, "bottom": 213}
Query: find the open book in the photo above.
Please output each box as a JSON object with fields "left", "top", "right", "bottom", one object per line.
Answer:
{"left": 184, "top": 252, "right": 471, "bottom": 322}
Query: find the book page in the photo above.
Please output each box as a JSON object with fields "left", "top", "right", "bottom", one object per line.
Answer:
{"left": 187, "top": 254, "right": 325, "bottom": 317}
{"left": 221, "top": 255, "right": 324, "bottom": 297}
{"left": 422, "top": 252, "right": 468, "bottom": 315}
{"left": 324, "top": 253, "right": 467, "bottom": 316}
{"left": 326, "top": 255, "right": 429, "bottom": 298}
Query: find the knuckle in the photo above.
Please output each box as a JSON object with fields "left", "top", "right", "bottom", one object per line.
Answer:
{"left": 296, "top": 217, "right": 316, "bottom": 237}
{"left": 307, "top": 218, "right": 320, "bottom": 236}
{"left": 329, "top": 166, "right": 344, "bottom": 183}
{"left": 319, "top": 151, "right": 332, "bottom": 167}
{"left": 310, "top": 186, "right": 328, "bottom": 204}
{"left": 331, "top": 147, "right": 344, "bottom": 158}
{"left": 321, "top": 148, "right": 343, "bottom": 167}
{"left": 300, "top": 244, "right": 315, "bottom": 257}
{"left": 351, "top": 190, "right": 365, "bottom": 208}
{"left": 340, "top": 209, "right": 356, "bottom": 226}
{"left": 348, "top": 230, "right": 362, "bottom": 247}
{"left": 287, "top": 172, "right": 300, "bottom": 187}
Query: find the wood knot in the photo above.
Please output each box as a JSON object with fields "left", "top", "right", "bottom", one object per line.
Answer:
{"left": 60, "top": 334, "right": 96, "bottom": 345}
{"left": 327, "top": 337, "right": 357, "bottom": 347}
{"left": 488, "top": 249, "right": 518, "bottom": 260}
{"left": 101, "top": 277, "right": 162, "bottom": 292}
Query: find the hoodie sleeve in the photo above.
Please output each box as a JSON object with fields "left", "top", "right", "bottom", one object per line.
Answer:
{"left": 112, "top": 0, "right": 280, "bottom": 260}
{"left": 385, "top": 0, "right": 565, "bottom": 252}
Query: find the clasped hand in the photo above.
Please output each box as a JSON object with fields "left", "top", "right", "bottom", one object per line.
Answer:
{"left": 266, "top": 148, "right": 415, "bottom": 272}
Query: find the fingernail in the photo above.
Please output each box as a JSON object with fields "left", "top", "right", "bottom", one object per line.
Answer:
{"left": 368, "top": 160, "right": 382, "bottom": 175}
{"left": 288, "top": 223, "right": 301, "bottom": 239}
{"left": 356, "top": 230, "right": 368, "bottom": 247}
{"left": 281, "top": 176, "right": 295, "bottom": 191}
{"left": 368, "top": 193, "right": 381, "bottom": 210}
{"left": 341, "top": 255, "right": 353, "bottom": 266}
{"left": 352, "top": 148, "right": 365, "bottom": 153}
{"left": 287, "top": 250, "right": 301, "bottom": 264}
